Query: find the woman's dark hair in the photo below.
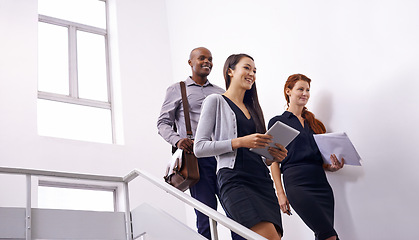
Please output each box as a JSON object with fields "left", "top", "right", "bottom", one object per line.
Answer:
{"left": 223, "top": 54, "right": 266, "bottom": 133}
{"left": 284, "top": 74, "right": 326, "bottom": 134}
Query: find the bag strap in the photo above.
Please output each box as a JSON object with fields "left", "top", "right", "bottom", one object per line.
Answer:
{"left": 180, "top": 81, "right": 193, "bottom": 138}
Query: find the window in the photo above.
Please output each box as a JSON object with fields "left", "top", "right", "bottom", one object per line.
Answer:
{"left": 38, "top": 181, "right": 116, "bottom": 212}
{"left": 37, "top": 0, "right": 114, "bottom": 144}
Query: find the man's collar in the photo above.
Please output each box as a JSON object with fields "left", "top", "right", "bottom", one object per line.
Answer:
{"left": 186, "top": 76, "right": 213, "bottom": 87}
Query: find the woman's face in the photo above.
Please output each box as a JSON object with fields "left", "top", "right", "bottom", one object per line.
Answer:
{"left": 228, "top": 57, "right": 256, "bottom": 91}
{"left": 287, "top": 80, "right": 310, "bottom": 107}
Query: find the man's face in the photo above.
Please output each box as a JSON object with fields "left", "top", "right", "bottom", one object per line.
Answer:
{"left": 189, "top": 48, "right": 213, "bottom": 77}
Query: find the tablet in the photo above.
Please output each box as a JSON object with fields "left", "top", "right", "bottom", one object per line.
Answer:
{"left": 250, "top": 121, "right": 300, "bottom": 159}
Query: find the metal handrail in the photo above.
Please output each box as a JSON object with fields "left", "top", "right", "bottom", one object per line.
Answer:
{"left": 0, "top": 167, "right": 123, "bottom": 182}
{"left": 124, "top": 169, "right": 267, "bottom": 240}
{"left": 0, "top": 166, "right": 132, "bottom": 240}
{"left": 0, "top": 167, "right": 267, "bottom": 240}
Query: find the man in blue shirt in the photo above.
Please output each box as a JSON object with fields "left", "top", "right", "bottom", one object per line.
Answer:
{"left": 157, "top": 47, "right": 225, "bottom": 239}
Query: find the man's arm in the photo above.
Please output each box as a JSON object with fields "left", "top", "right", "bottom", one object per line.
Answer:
{"left": 157, "top": 85, "right": 182, "bottom": 147}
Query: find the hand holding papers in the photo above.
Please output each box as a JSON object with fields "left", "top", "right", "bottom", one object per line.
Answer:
{"left": 313, "top": 132, "right": 362, "bottom": 166}
{"left": 250, "top": 121, "right": 300, "bottom": 159}
{"left": 166, "top": 148, "right": 183, "bottom": 176}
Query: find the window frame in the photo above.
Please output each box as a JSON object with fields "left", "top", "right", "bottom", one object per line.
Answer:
{"left": 38, "top": 179, "right": 118, "bottom": 212}
{"left": 37, "top": 0, "right": 116, "bottom": 144}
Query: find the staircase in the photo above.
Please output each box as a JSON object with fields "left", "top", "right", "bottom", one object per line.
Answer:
{"left": 0, "top": 167, "right": 267, "bottom": 240}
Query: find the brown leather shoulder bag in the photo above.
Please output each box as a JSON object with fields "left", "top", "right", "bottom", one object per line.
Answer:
{"left": 164, "top": 81, "right": 200, "bottom": 191}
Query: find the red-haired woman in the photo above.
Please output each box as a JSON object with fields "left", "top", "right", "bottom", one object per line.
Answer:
{"left": 268, "top": 74, "right": 344, "bottom": 240}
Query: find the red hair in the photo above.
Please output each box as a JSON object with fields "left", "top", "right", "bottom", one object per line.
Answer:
{"left": 284, "top": 74, "right": 326, "bottom": 134}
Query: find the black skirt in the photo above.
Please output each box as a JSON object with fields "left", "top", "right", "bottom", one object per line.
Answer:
{"left": 283, "top": 164, "right": 337, "bottom": 240}
{"left": 218, "top": 158, "right": 283, "bottom": 236}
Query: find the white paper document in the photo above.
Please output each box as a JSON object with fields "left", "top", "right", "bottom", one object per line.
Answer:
{"left": 250, "top": 121, "right": 300, "bottom": 159}
{"left": 313, "top": 132, "right": 362, "bottom": 166}
{"left": 167, "top": 148, "right": 183, "bottom": 175}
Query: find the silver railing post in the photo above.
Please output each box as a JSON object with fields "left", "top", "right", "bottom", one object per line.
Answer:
{"left": 210, "top": 218, "right": 219, "bottom": 240}
{"left": 124, "top": 181, "right": 133, "bottom": 240}
{"left": 25, "top": 174, "right": 32, "bottom": 240}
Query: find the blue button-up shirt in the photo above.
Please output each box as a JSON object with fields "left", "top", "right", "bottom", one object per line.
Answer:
{"left": 157, "top": 77, "right": 224, "bottom": 147}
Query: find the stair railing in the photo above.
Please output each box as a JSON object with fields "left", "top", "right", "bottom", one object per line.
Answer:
{"left": 0, "top": 166, "right": 132, "bottom": 240}
{"left": 124, "top": 169, "right": 267, "bottom": 240}
{"left": 0, "top": 167, "right": 267, "bottom": 240}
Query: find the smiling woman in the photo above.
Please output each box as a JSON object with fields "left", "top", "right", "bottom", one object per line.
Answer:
{"left": 194, "top": 54, "right": 287, "bottom": 240}
{"left": 268, "top": 74, "right": 343, "bottom": 240}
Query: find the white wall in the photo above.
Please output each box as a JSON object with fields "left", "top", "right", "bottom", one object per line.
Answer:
{"left": 165, "top": 0, "right": 419, "bottom": 239}
{"left": 1, "top": 0, "right": 418, "bottom": 239}
{"left": 0, "top": 0, "right": 186, "bottom": 221}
